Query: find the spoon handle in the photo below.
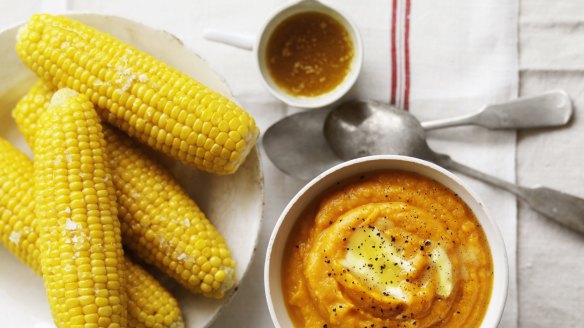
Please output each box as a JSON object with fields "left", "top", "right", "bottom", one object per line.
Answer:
{"left": 203, "top": 29, "right": 255, "bottom": 50}
{"left": 434, "top": 153, "right": 584, "bottom": 234}
{"left": 434, "top": 154, "right": 527, "bottom": 196}
{"left": 421, "top": 113, "right": 477, "bottom": 130}
{"left": 421, "top": 90, "right": 572, "bottom": 131}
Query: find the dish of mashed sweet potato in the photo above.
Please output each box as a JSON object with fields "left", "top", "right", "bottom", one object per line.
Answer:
{"left": 282, "top": 171, "right": 493, "bottom": 328}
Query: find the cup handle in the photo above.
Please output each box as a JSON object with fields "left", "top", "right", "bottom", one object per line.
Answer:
{"left": 203, "top": 29, "right": 255, "bottom": 51}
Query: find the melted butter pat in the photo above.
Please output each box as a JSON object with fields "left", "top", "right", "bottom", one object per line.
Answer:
{"left": 340, "top": 226, "right": 454, "bottom": 300}
{"left": 340, "top": 227, "right": 414, "bottom": 301}
{"left": 431, "top": 246, "right": 453, "bottom": 298}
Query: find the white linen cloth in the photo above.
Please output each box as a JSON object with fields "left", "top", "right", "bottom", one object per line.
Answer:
{"left": 33, "top": 0, "right": 519, "bottom": 326}
{"left": 406, "top": 2, "right": 518, "bottom": 327}
{"left": 518, "top": 0, "right": 584, "bottom": 327}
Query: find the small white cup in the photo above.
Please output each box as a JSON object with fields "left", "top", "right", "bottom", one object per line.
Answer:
{"left": 204, "top": 0, "right": 363, "bottom": 109}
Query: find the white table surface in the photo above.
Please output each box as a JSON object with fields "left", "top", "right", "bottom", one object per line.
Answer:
{"left": 1, "top": 1, "right": 583, "bottom": 327}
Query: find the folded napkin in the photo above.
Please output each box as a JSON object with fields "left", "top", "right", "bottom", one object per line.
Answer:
{"left": 48, "top": 0, "right": 519, "bottom": 326}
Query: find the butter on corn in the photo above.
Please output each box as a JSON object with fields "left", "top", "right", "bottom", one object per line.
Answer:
{"left": 16, "top": 14, "right": 259, "bottom": 175}
{"left": 14, "top": 81, "right": 237, "bottom": 298}
{"left": 33, "top": 89, "right": 127, "bottom": 327}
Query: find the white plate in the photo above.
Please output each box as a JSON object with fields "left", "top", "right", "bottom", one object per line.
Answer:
{"left": 0, "top": 14, "right": 264, "bottom": 328}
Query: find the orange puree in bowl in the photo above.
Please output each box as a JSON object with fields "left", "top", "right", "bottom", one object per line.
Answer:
{"left": 282, "top": 171, "right": 493, "bottom": 328}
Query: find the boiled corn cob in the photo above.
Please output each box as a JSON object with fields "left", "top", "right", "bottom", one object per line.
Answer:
{"left": 125, "top": 261, "right": 184, "bottom": 328}
{"left": 0, "top": 140, "right": 40, "bottom": 273}
{"left": 0, "top": 138, "right": 184, "bottom": 328}
{"left": 107, "top": 128, "right": 236, "bottom": 298}
{"left": 14, "top": 81, "right": 237, "bottom": 298}
{"left": 10, "top": 79, "right": 52, "bottom": 146}
{"left": 34, "top": 89, "right": 127, "bottom": 327}
{"left": 16, "top": 14, "right": 259, "bottom": 175}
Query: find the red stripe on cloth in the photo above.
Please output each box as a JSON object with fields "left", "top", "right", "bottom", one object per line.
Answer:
{"left": 390, "top": 0, "right": 398, "bottom": 105}
{"left": 404, "top": 0, "right": 411, "bottom": 110}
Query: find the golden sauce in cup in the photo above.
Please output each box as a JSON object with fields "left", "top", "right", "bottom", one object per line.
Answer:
{"left": 266, "top": 12, "right": 354, "bottom": 97}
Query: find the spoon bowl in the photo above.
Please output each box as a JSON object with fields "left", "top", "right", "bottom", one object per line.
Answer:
{"left": 263, "top": 108, "right": 341, "bottom": 180}
{"left": 324, "top": 100, "right": 434, "bottom": 160}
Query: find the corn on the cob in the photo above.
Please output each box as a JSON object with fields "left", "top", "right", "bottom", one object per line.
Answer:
{"left": 16, "top": 14, "right": 258, "bottom": 175}
{"left": 14, "top": 81, "right": 237, "bottom": 298}
{"left": 34, "top": 89, "right": 127, "bottom": 327}
{"left": 0, "top": 140, "right": 40, "bottom": 273}
{"left": 107, "top": 127, "right": 237, "bottom": 298}
{"left": 0, "top": 138, "right": 184, "bottom": 328}
{"left": 10, "top": 80, "right": 52, "bottom": 146}
{"left": 125, "top": 260, "right": 184, "bottom": 328}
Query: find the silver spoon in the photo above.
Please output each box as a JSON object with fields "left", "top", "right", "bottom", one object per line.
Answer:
{"left": 324, "top": 100, "right": 584, "bottom": 235}
{"left": 263, "top": 109, "right": 343, "bottom": 180}
{"left": 263, "top": 91, "right": 572, "bottom": 180}
{"left": 421, "top": 90, "right": 571, "bottom": 130}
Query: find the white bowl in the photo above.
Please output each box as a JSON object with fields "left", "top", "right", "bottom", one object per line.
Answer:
{"left": 265, "top": 155, "right": 508, "bottom": 328}
{"left": 0, "top": 14, "right": 264, "bottom": 328}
